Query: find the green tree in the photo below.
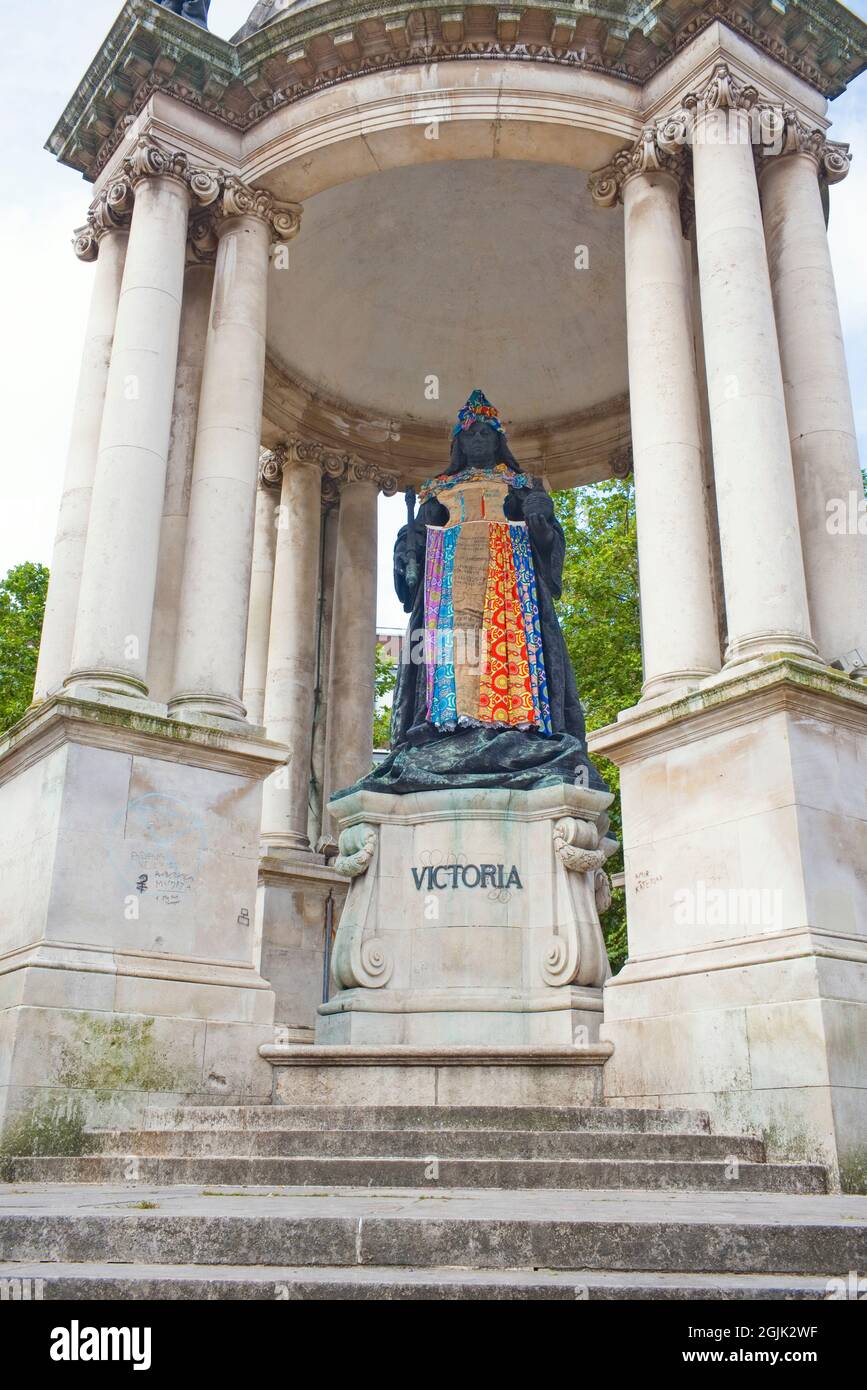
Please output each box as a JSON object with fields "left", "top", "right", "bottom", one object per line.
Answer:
{"left": 373, "top": 641, "right": 397, "bottom": 750}
{"left": 0, "top": 563, "right": 49, "bottom": 733}
{"left": 553, "top": 479, "right": 642, "bottom": 973}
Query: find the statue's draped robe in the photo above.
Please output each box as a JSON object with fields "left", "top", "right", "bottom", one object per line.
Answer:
{"left": 394, "top": 470, "right": 590, "bottom": 747}
{"left": 334, "top": 466, "right": 607, "bottom": 796}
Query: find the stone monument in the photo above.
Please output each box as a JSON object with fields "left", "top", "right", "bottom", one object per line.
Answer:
{"left": 320, "top": 392, "right": 616, "bottom": 1046}
{"left": 0, "top": 0, "right": 863, "bottom": 1187}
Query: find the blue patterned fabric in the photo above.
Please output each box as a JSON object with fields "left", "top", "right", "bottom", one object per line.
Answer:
{"left": 510, "top": 524, "right": 552, "bottom": 735}
{"left": 428, "top": 526, "right": 460, "bottom": 728}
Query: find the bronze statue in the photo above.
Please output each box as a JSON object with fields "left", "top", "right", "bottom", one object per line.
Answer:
{"left": 337, "top": 391, "right": 605, "bottom": 797}
{"left": 155, "top": 0, "right": 211, "bottom": 28}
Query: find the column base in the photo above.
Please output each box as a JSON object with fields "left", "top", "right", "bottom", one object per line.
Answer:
{"left": 64, "top": 669, "right": 150, "bottom": 700}
{"left": 723, "top": 630, "right": 819, "bottom": 667}
{"left": 590, "top": 657, "right": 867, "bottom": 1190}
{"left": 640, "top": 667, "right": 720, "bottom": 704}
{"left": 0, "top": 694, "right": 285, "bottom": 1134}
{"left": 168, "top": 692, "right": 249, "bottom": 727}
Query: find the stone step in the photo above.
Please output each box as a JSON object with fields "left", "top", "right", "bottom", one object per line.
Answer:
{"left": 1, "top": 1186, "right": 863, "bottom": 1275}
{"left": 85, "top": 1127, "right": 764, "bottom": 1162}
{"left": 0, "top": 1261, "right": 837, "bottom": 1301}
{"left": 3, "top": 1154, "right": 826, "bottom": 1192}
{"left": 135, "top": 1104, "right": 713, "bottom": 1134}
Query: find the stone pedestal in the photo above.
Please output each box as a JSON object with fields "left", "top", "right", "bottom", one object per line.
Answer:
{"left": 315, "top": 784, "right": 616, "bottom": 1047}
{"left": 0, "top": 695, "right": 285, "bottom": 1131}
{"left": 590, "top": 660, "right": 867, "bottom": 1188}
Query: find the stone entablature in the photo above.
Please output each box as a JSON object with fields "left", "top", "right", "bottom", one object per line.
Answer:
{"left": 47, "top": 0, "right": 867, "bottom": 179}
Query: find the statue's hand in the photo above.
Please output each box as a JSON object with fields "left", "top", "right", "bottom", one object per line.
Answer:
{"left": 521, "top": 486, "right": 555, "bottom": 520}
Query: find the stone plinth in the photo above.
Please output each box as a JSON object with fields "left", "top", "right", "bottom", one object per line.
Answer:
{"left": 261, "top": 1043, "right": 612, "bottom": 1107}
{"left": 258, "top": 852, "right": 347, "bottom": 1042}
{"left": 590, "top": 659, "right": 867, "bottom": 1189}
{"left": 0, "top": 694, "right": 286, "bottom": 1131}
{"left": 314, "top": 784, "right": 616, "bottom": 1047}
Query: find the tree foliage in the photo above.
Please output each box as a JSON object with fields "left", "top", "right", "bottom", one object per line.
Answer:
{"left": 553, "top": 479, "right": 642, "bottom": 973}
{"left": 373, "top": 641, "right": 397, "bottom": 750}
{"left": 0, "top": 563, "right": 49, "bottom": 733}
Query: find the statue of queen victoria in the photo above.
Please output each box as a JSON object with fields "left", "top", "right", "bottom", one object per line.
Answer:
{"left": 340, "top": 391, "right": 605, "bottom": 797}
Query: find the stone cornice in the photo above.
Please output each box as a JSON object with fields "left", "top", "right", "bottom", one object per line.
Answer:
{"left": 73, "top": 137, "right": 302, "bottom": 262}
{"left": 0, "top": 694, "right": 288, "bottom": 787}
{"left": 588, "top": 658, "right": 867, "bottom": 766}
{"left": 47, "top": 0, "right": 867, "bottom": 180}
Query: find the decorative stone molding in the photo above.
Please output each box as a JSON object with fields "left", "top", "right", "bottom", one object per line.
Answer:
{"left": 218, "top": 176, "right": 302, "bottom": 242}
{"left": 73, "top": 178, "right": 135, "bottom": 261}
{"left": 258, "top": 445, "right": 286, "bottom": 491}
{"left": 122, "top": 134, "right": 201, "bottom": 188}
{"left": 682, "top": 61, "right": 759, "bottom": 117}
{"left": 186, "top": 208, "right": 220, "bottom": 266}
{"left": 260, "top": 435, "right": 399, "bottom": 499}
{"left": 330, "top": 823, "right": 394, "bottom": 990}
{"left": 49, "top": 2, "right": 867, "bottom": 180}
{"left": 333, "top": 826, "right": 377, "bottom": 880}
{"left": 552, "top": 817, "right": 607, "bottom": 876}
{"left": 609, "top": 445, "right": 633, "bottom": 480}
{"left": 540, "top": 817, "right": 610, "bottom": 988}
{"left": 589, "top": 126, "right": 686, "bottom": 209}
{"left": 590, "top": 63, "right": 849, "bottom": 229}
{"left": 756, "top": 110, "right": 852, "bottom": 186}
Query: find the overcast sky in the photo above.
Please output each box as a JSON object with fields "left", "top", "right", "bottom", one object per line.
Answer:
{"left": 0, "top": 0, "right": 864, "bottom": 632}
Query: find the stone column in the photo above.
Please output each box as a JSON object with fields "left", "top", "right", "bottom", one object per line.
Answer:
{"left": 67, "top": 145, "right": 191, "bottom": 697}
{"left": 590, "top": 135, "right": 720, "bottom": 699}
{"left": 242, "top": 454, "right": 281, "bottom": 727}
{"left": 67, "top": 140, "right": 224, "bottom": 698}
{"left": 33, "top": 191, "right": 131, "bottom": 702}
{"left": 673, "top": 65, "right": 817, "bottom": 666}
{"left": 759, "top": 119, "right": 867, "bottom": 675}
{"left": 146, "top": 218, "right": 216, "bottom": 703}
{"left": 309, "top": 493, "right": 340, "bottom": 848}
{"left": 260, "top": 443, "right": 325, "bottom": 852}
{"left": 170, "top": 181, "right": 302, "bottom": 723}
{"left": 325, "top": 465, "right": 394, "bottom": 806}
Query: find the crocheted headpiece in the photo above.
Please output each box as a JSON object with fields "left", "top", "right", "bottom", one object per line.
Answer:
{"left": 452, "top": 389, "right": 506, "bottom": 438}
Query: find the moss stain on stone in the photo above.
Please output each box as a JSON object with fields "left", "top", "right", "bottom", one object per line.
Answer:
{"left": 56, "top": 1014, "right": 188, "bottom": 1096}
{"left": 0, "top": 1096, "right": 86, "bottom": 1178}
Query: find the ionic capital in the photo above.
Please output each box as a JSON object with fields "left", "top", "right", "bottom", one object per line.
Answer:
{"left": 757, "top": 110, "right": 852, "bottom": 185}
{"left": 589, "top": 127, "right": 687, "bottom": 209}
{"left": 258, "top": 445, "right": 287, "bottom": 490}
{"left": 259, "top": 438, "right": 398, "bottom": 499}
{"left": 73, "top": 177, "right": 134, "bottom": 261}
{"left": 218, "top": 177, "right": 302, "bottom": 244}
{"left": 186, "top": 208, "right": 220, "bottom": 267}
{"left": 74, "top": 140, "right": 303, "bottom": 263}
{"left": 122, "top": 135, "right": 197, "bottom": 190}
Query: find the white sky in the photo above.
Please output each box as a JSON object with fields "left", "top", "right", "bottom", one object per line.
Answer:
{"left": 0, "top": 0, "right": 864, "bottom": 634}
